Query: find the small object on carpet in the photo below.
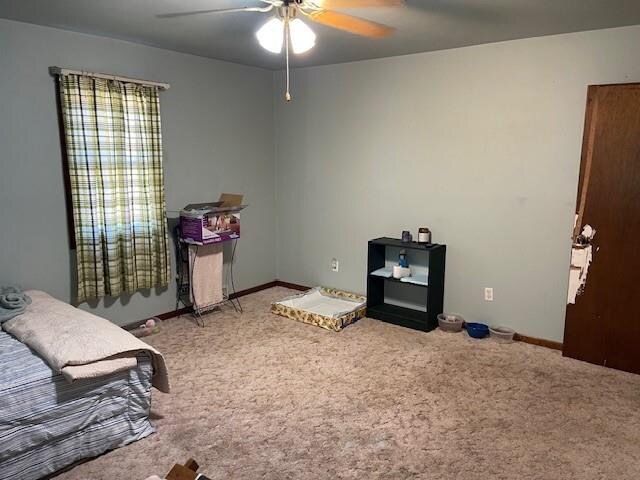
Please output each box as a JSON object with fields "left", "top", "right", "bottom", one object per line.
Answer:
{"left": 489, "top": 325, "right": 516, "bottom": 343}
{"left": 466, "top": 322, "right": 490, "bottom": 339}
{"left": 165, "top": 457, "right": 211, "bottom": 480}
{"left": 437, "top": 313, "right": 464, "bottom": 332}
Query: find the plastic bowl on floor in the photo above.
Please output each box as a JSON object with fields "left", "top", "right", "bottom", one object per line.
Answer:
{"left": 437, "top": 313, "right": 464, "bottom": 332}
{"left": 489, "top": 325, "right": 516, "bottom": 343}
{"left": 465, "top": 322, "right": 490, "bottom": 339}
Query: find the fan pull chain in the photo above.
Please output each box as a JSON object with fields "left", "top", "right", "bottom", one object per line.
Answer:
{"left": 285, "top": 18, "right": 291, "bottom": 102}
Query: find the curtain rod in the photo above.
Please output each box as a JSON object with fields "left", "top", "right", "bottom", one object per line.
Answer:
{"left": 49, "top": 67, "right": 170, "bottom": 90}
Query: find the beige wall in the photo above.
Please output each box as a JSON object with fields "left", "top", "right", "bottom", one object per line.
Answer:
{"left": 274, "top": 25, "right": 640, "bottom": 342}
{"left": 2, "top": 18, "right": 639, "bottom": 339}
{"left": 0, "top": 19, "right": 276, "bottom": 325}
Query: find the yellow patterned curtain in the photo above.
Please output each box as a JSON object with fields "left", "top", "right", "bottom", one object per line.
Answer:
{"left": 59, "top": 74, "right": 171, "bottom": 303}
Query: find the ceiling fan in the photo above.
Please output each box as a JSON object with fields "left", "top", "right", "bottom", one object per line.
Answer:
{"left": 158, "top": 0, "right": 404, "bottom": 101}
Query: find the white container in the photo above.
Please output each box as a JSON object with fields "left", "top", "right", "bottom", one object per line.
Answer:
{"left": 437, "top": 313, "right": 464, "bottom": 332}
{"left": 418, "top": 227, "right": 431, "bottom": 243}
{"left": 489, "top": 326, "right": 516, "bottom": 343}
{"left": 392, "top": 265, "right": 411, "bottom": 279}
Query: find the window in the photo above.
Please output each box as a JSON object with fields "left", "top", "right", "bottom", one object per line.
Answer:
{"left": 58, "top": 74, "right": 170, "bottom": 302}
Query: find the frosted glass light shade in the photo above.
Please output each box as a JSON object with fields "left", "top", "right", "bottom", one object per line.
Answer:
{"left": 256, "top": 17, "right": 284, "bottom": 53}
{"left": 289, "top": 18, "right": 316, "bottom": 54}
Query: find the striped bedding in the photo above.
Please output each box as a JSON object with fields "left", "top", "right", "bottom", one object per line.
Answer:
{"left": 0, "top": 330, "right": 155, "bottom": 480}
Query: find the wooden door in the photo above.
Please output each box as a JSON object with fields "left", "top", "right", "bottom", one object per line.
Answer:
{"left": 563, "top": 83, "right": 640, "bottom": 375}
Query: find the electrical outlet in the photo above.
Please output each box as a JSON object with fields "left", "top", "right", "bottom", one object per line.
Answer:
{"left": 331, "top": 258, "right": 339, "bottom": 272}
{"left": 484, "top": 287, "right": 494, "bottom": 302}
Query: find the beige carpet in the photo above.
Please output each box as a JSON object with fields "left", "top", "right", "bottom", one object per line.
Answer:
{"left": 56, "top": 287, "right": 640, "bottom": 480}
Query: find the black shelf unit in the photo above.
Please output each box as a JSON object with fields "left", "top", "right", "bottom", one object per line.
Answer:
{"left": 366, "top": 237, "right": 446, "bottom": 332}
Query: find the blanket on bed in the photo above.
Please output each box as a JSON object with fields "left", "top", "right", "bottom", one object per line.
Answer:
{"left": 2, "top": 290, "right": 170, "bottom": 393}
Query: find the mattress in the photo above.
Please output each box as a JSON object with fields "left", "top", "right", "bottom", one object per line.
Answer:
{"left": 0, "top": 330, "right": 155, "bottom": 480}
{"left": 271, "top": 287, "right": 366, "bottom": 332}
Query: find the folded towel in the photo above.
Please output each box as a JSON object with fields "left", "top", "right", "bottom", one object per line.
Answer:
{"left": 189, "top": 244, "right": 224, "bottom": 312}
{"left": 0, "top": 286, "right": 31, "bottom": 323}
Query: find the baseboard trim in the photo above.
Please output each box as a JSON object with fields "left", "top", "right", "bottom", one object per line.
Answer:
{"left": 273, "top": 280, "right": 311, "bottom": 291}
{"left": 122, "top": 279, "right": 563, "bottom": 350}
{"left": 233, "top": 280, "right": 279, "bottom": 298}
{"left": 513, "top": 333, "right": 563, "bottom": 351}
{"left": 122, "top": 280, "right": 282, "bottom": 330}
{"left": 156, "top": 307, "right": 191, "bottom": 321}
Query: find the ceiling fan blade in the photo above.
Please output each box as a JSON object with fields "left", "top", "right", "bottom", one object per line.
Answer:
{"left": 157, "top": 6, "right": 271, "bottom": 19}
{"left": 307, "top": 10, "right": 394, "bottom": 37}
{"left": 314, "top": 0, "right": 404, "bottom": 8}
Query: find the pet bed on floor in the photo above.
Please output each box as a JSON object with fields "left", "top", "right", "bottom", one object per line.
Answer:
{"left": 271, "top": 287, "right": 366, "bottom": 332}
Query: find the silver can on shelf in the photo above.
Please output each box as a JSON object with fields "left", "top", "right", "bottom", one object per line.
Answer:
{"left": 418, "top": 227, "right": 431, "bottom": 243}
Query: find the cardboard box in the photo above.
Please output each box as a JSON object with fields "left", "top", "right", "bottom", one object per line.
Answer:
{"left": 179, "top": 193, "right": 246, "bottom": 245}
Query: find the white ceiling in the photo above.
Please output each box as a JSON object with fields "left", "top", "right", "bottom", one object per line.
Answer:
{"left": 1, "top": 0, "right": 640, "bottom": 70}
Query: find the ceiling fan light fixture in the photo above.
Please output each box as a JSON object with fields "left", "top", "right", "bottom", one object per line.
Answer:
{"left": 256, "top": 17, "right": 284, "bottom": 53}
{"left": 289, "top": 18, "right": 316, "bottom": 54}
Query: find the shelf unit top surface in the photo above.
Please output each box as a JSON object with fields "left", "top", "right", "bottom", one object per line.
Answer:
{"left": 369, "top": 237, "right": 445, "bottom": 251}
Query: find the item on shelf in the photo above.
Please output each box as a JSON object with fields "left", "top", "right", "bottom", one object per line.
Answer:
{"left": 398, "top": 250, "right": 409, "bottom": 268}
{"left": 392, "top": 265, "right": 411, "bottom": 279}
{"left": 392, "top": 249, "right": 411, "bottom": 279}
{"left": 179, "top": 193, "right": 246, "bottom": 245}
{"left": 370, "top": 267, "right": 393, "bottom": 278}
{"left": 489, "top": 325, "right": 516, "bottom": 343}
{"left": 437, "top": 313, "right": 464, "bottom": 332}
{"left": 401, "top": 230, "right": 413, "bottom": 243}
{"left": 418, "top": 227, "right": 432, "bottom": 244}
{"left": 466, "top": 322, "right": 490, "bottom": 339}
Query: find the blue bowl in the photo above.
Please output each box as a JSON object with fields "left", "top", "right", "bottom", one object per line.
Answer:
{"left": 466, "top": 322, "right": 490, "bottom": 339}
